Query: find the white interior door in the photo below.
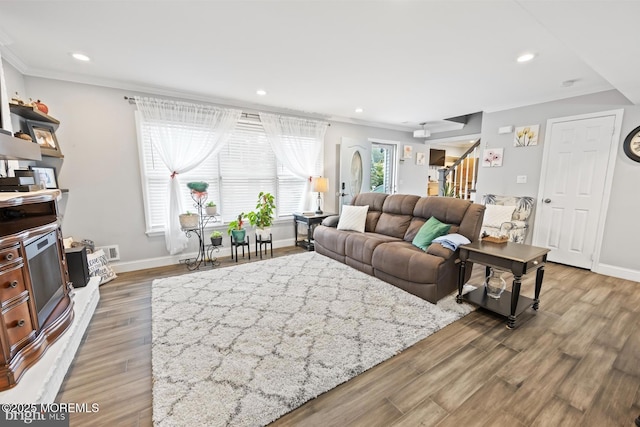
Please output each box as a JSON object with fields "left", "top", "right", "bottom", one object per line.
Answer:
{"left": 533, "top": 111, "right": 621, "bottom": 268}
{"left": 339, "top": 137, "right": 371, "bottom": 211}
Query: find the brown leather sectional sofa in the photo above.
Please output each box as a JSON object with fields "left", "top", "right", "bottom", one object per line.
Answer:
{"left": 314, "top": 193, "right": 486, "bottom": 303}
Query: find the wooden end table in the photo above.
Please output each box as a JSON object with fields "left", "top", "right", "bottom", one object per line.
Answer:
{"left": 293, "top": 212, "right": 335, "bottom": 251}
{"left": 456, "top": 240, "right": 550, "bottom": 329}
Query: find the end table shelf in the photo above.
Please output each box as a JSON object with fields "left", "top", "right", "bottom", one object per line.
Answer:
{"left": 462, "top": 288, "right": 535, "bottom": 319}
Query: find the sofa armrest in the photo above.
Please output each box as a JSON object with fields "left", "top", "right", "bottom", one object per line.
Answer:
{"left": 425, "top": 243, "right": 455, "bottom": 260}
{"left": 322, "top": 215, "right": 340, "bottom": 227}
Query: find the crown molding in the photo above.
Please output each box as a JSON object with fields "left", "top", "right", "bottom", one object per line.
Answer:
{"left": 12, "top": 64, "right": 415, "bottom": 133}
{"left": 0, "top": 46, "right": 28, "bottom": 74}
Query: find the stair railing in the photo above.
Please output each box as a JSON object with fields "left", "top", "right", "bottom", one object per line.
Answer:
{"left": 437, "top": 139, "right": 481, "bottom": 200}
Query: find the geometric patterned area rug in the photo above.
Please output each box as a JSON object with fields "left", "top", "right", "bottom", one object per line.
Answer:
{"left": 152, "top": 251, "right": 474, "bottom": 426}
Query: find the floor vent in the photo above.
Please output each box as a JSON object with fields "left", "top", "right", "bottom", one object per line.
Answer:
{"left": 96, "top": 245, "right": 120, "bottom": 261}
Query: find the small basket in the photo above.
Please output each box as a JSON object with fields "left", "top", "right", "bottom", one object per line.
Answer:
{"left": 482, "top": 235, "right": 509, "bottom": 244}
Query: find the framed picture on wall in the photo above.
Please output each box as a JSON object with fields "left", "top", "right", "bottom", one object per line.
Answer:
{"left": 29, "top": 166, "right": 58, "bottom": 189}
{"left": 403, "top": 145, "right": 413, "bottom": 159}
{"left": 26, "top": 121, "right": 63, "bottom": 157}
{"left": 416, "top": 152, "right": 426, "bottom": 165}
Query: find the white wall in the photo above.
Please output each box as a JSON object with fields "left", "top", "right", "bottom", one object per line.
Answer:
{"left": 7, "top": 75, "right": 431, "bottom": 270}
{"left": 477, "top": 90, "right": 640, "bottom": 279}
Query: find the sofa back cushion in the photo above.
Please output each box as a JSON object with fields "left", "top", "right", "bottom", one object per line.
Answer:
{"left": 352, "top": 193, "right": 388, "bottom": 232}
{"left": 374, "top": 194, "right": 420, "bottom": 238}
{"left": 405, "top": 197, "right": 471, "bottom": 241}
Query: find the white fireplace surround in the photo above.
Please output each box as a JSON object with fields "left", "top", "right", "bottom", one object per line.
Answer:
{"left": 0, "top": 277, "right": 100, "bottom": 403}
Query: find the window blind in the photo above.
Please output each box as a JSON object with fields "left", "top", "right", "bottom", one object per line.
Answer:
{"left": 136, "top": 113, "right": 321, "bottom": 233}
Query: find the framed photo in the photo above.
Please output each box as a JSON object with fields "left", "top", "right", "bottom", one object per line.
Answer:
{"left": 29, "top": 166, "right": 58, "bottom": 189}
{"left": 416, "top": 152, "right": 426, "bottom": 165}
{"left": 26, "top": 121, "right": 63, "bottom": 157}
{"left": 514, "top": 124, "right": 540, "bottom": 147}
{"left": 403, "top": 145, "right": 413, "bottom": 159}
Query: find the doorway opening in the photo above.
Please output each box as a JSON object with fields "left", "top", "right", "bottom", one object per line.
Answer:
{"left": 370, "top": 141, "right": 397, "bottom": 194}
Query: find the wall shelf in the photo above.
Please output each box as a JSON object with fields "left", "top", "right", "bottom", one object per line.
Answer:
{"left": 0, "top": 132, "right": 42, "bottom": 161}
{"left": 9, "top": 104, "right": 60, "bottom": 125}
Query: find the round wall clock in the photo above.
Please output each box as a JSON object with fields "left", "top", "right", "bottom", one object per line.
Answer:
{"left": 623, "top": 125, "right": 640, "bottom": 163}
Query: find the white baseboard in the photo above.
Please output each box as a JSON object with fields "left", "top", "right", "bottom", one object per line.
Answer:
{"left": 111, "top": 238, "right": 296, "bottom": 273}
{"left": 594, "top": 263, "right": 640, "bottom": 283}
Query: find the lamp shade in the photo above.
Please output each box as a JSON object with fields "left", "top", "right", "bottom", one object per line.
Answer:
{"left": 311, "top": 177, "right": 328, "bottom": 193}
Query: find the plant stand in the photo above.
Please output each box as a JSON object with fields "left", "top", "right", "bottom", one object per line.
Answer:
{"left": 255, "top": 233, "right": 273, "bottom": 259}
{"left": 230, "top": 235, "right": 250, "bottom": 262}
{"left": 180, "top": 190, "right": 221, "bottom": 270}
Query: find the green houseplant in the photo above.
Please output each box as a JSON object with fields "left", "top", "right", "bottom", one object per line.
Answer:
{"left": 210, "top": 230, "right": 223, "bottom": 246}
{"left": 205, "top": 201, "right": 217, "bottom": 216}
{"left": 247, "top": 192, "right": 276, "bottom": 238}
{"left": 227, "top": 213, "right": 246, "bottom": 243}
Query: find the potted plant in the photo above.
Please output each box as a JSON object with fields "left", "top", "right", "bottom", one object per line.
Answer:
{"left": 179, "top": 211, "right": 199, "bottom": 229}
{"left": 210, "top": 230, "right": 223, "bottom": 246}
{"left": 247, "top": 192, "right": 276, "bottom": 239}
{"left": 227, "top": 213, "right": 246, "bottom": 243}
{"left": 205, "top": 201, "right": 217, "bottom": 216}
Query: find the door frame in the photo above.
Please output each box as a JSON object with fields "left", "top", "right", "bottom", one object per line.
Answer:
{"left": 532, "top": 109, "right": 624, "bottom": 270}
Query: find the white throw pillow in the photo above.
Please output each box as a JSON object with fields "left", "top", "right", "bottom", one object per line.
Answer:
{"left": 337, "top": 205, "right": 369, "bottom": 233}
{"left": 483, "top": 204, "right": 516, "bottom": 228}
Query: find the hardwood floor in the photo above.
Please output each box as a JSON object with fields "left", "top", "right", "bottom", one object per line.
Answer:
{"left": 56, "top": 247, "right": 640, "bottom": 426}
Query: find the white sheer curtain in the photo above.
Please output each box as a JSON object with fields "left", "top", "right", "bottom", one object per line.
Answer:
{"left": 135, "top": 96, "right": 241, "bottom": 254}
{"left": 259, "top": 113, "right": 327, "bottom": 211}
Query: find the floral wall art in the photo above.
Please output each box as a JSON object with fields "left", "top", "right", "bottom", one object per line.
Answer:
{"left": 514, "top": 124, "right": 539, "bottom": 146}
{"left": 416, "top": 152, "right": 425, "bottom": 165}
{"left": 403, "top": 145, "right": 413, "bottom": 159}
{"left": 482, "top": 148, "right": 504, "bottom": 167}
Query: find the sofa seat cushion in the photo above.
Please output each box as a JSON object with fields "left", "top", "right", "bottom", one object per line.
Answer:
{"left": 313, "top": 225, "right": 354, "bottom": 256}
{"left": 371, "top": 241, "right": 444, "bottom": 284}
{"left": 345, "top": 232, "right": 402, "bottom": 265}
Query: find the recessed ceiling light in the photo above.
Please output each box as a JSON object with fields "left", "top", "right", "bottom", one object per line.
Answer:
{"left": 256, "top": 89, "right": 267, "bottom": 96}
{"left": 517, "top": 53, "right": 536, "bottom": 63}
{"left": 355, "top": 108, "right": 363, "bottom": 113}
{"left": 562, "top": 79, "right": 579, "bottom": 87}
{"left": 71, "top": 53, "right": 90, "bottom": 62}
{"left": 469, "top": 140, "right": 476, "bottom": 143}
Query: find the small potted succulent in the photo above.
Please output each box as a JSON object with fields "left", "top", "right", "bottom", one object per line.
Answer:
{"left": 205, "top": 201, "right": 217, "bottom": 216}
{"left": 210, "top": 230, "right": 223, "bottom": 246}
{"left": 227, "top": 213, "right": 246, "bottom": 243}
{"left": 179, "top": 211, "right": 199, "bottom": 229}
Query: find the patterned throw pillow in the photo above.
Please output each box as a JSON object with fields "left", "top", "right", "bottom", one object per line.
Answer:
{"left": 337, "top": 205, "right": 369, "bottom": 233}
{"left": 87, "top": 249, "right": 117, "bottom": 285}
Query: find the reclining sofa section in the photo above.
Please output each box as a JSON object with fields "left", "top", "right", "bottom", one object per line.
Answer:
{"left": 314, "top": 193, "right": 486, "bottom": 304}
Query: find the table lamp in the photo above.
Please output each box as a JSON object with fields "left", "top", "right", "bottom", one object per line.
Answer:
{"left": 311, "top": 177, "right": 328, "bottom": 214}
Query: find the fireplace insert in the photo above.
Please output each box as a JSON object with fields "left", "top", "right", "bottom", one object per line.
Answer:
{"left": 25, "top": 230, "right": 65, "bottom": 326}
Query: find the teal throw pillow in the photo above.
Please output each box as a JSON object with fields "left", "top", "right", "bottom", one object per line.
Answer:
{"left": 412, "top": 217, "right": 451, "bottom": 251}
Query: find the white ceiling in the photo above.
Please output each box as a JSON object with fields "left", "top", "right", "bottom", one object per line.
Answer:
{"left": 0, "top": 1, "right": 637, "bottom": 131}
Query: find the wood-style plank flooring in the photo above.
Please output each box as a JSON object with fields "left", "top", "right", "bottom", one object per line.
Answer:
{"left": 56, "top": 246, "right": 640, "bottom": 426}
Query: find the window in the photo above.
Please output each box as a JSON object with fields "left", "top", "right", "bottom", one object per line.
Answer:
{"left": 370, "top": 141, "right": 397, "bottom": 194}
{"left": 136, "top": 112, "right": 322, "bottom": 233}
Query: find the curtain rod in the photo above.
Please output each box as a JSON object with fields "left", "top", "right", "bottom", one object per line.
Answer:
{"left": 123, "top": 95, "right": 330, "bottom": 126}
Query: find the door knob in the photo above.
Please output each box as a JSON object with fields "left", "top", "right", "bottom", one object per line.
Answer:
{"left": 544, "top": 198, "right": 551, "bottom": 203}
